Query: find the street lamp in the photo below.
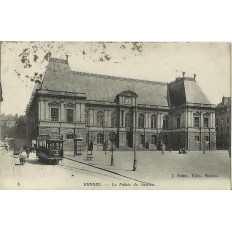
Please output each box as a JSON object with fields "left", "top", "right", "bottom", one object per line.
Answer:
{"left": 133, "top": 96, "right": 137, "bottom": 171}
{"left": 109, "top": 130, "right": 116, "bottom": 166}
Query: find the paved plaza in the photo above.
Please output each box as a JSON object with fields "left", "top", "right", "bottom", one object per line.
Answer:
{"left": 65, "top": 149, "right": 231, "bottom": 189}
{"left": 0, "top": 148, "right": 231, "bottom": 189}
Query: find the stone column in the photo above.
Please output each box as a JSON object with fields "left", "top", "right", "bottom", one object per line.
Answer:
{"left": 45, "top": 101, "right": 50, "bottom": 121}
{"left": 201, "top": 112, "right": 204, "bottom": 128}
{"left": 38, "top": 101, "right": 41, "bottom": 121}
{"left": 158, "top": 113, "right": 162, "bottom": 129}
{"left": 188, "top": 111, "right": 193, "bottom": 127}
{"left": 80, "top": 103, "right": 85, "bottom": 123}
{"left": 60, "top": 101, "right": 65, "bottom": 122}
{"left": 212, "top": 112, "right": 215, "bottom": 128}
{"left": 75, "top": 103, "right": 81, "bottom": 122}
{"left": 41, "top": 101, "right": 45, "bottom": 121}
{"left": 90, "top": 109, "right": 94, "bottom": 126}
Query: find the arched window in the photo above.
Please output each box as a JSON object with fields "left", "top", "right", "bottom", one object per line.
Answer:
{"left": 85, "top": 110, "right": 90, "bottom": 126}
{"left": 138, "top": 114, "right": 144, "bottom": 129}
{"left": 97, "top": 133, "right": 104, "bottom": 144}
{"left": 97, "top": 111, "right": 104, "bottom": 127}
{"left": 151, "top": 134, "right": 157, "bottom": 144}
{"left": 125, "top": 113, "right": 132, "bottom": 129}
{"left": 163, "top": 116, "right": 168, "bottom": 129}
{"left": 151, "top": 115, "right": 157, "bottom": 129}
{"left": 67, "top": 133, "right": 74, "bottom": 139}
{"left": 111, "top": 112, "right": 118, "bottom": 128}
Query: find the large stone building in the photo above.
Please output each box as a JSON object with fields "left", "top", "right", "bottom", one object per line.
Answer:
{"left": 215, "top": 97, "right": 231, "bottom": 149}
{"left": 26, "top": 57, "right": 216, "bottom": 151}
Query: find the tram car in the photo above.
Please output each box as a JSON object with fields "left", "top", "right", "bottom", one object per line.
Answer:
{"left": 36, "top": 134, "right": 64, "bottom": 164}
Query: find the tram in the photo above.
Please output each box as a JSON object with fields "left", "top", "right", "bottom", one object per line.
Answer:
{"left": 36, "top": 134, "right": 64, "bottom": 164}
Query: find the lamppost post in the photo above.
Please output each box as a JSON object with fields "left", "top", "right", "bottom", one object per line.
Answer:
{"left": 203, "top": 129, "right": 205, "bottom": 154}
{"left": 133, "top": 96, "right": 137, "bottom": 171}
{"left": 109, "top": 130, "right": 116, "bottom": 166}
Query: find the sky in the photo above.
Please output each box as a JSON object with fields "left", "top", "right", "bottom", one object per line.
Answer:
{"left": 0, "top": 42, "right": 231, "bottom": 116}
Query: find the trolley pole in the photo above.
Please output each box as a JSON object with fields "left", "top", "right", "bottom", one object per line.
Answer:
{"left": 133, "top": 96, "right": 137, "bottom": 171}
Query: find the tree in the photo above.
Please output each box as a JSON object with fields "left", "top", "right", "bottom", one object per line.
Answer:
{"left": 14, "top": 115, "right": 27, "bottom": 139}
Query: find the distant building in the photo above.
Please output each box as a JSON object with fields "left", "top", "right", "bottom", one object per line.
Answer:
{"left": 0, "top": 114, "right": 17, "bottom": 139}
{"left": 26, "top": 56, "right": 216, "bottom": 151}
{"left": 215, "top": 97, "right": 231, "bottom": 149}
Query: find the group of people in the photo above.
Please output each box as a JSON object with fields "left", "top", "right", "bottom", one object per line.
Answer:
{"left": 178, "top": 148, "right": 188, "bottom": 154}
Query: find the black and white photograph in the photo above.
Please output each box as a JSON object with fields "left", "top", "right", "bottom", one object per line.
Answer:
{"left": 0, "top": 42, "right": 230, "bottom": 190}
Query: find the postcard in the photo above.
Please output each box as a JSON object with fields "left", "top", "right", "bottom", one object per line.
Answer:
{"left": 0, "top": 42, "right": 231, "bottom": 189}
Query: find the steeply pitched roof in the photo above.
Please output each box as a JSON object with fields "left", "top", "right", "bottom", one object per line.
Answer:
{"left": 40, "top": 58, "right": 213, "bottom": 108}
{"left": 184, "top": 79, "right": 211, "bottom": 104}
{"left": 168, "top": 77, "right": 211, "bottom": 107}
{"left": 41, "top": 59, "right": 169, "bottom": 106}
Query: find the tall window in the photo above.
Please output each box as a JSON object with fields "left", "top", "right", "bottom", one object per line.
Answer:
{"left": 51, "top": 108, "right": 59, "bottom": 122}
{"left": 85, "top": 111, "right": 90, "bottom": 126}
{"left": 194, "top": 116, "right": 200, "bottom": 128}
{"left": 111, "top": 112, "right": 117, "bottom": 128}
{"left": 204, "top": 117, "right": 209, "bottom": 128}
{"left": 138, "top": 114, "right": 145, "bottom": 129}
{"left": 125, "top": 113, "right": 132, "bottom": 129}
{"left": 227, "top": 117, "right": 229, "bottom": 123}
{"left": 139, "top": 134, "right": 145, "bottom": 145}
{"left": 66, "top": 109, "right": 74, "bottom": 123}
{"left": 195, "top": 136, "right": 199, "bottom": 142}
{"left": 176, "top": 117, "right": 181, "bottom": 129}
{"left": 67, "top": 133, "right": 74, "bottom": 139}
{"left": 163, "top": 116, "right": 168, "bottom": 129}
{"left": 151, "top": 134, "right": 157, "bottom": 145}
{"left": 97, "top": 133, "right": 104, "bottom": 144}
{"left": 151, "top": 115, "right": 157, "bottom": 129}
{"left": 97, "top": 111, "right": 104, "bottom": 127}
{"left": 216, "top": 118, "right": 219, "bottom": 125}
{"left": 221, "top": 118, "right": 224, "bottom": 124}
{"left": 221, "top": 127, "right": 223, "bottom": 134}
{"left": 226, "top": 126, "right": 229, "bottom": 134}
{"left": 216, "top": 127, "right": 218, "bottom": 134}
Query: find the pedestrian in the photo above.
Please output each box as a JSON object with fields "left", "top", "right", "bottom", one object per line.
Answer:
{"left": 161, "top": 143, "right": 165, "bottom": 154}
{"left": 26, "top": 147, "right": 30, "bottom": 159}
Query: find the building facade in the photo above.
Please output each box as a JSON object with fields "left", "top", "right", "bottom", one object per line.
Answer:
{"left": 215, "top": 97, "right": 231, "bottom": 149}
{"left": 26, "top": 57, "right": 216, "bottom": 151}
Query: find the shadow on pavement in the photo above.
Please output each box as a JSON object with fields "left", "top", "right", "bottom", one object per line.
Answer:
{"left": 26, "top": 159, "right": 44, "bottom": 165}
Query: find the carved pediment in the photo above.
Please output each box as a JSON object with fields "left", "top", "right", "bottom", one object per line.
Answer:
{"left": 118, "top": 90, "right": 138, "bottom": 98}
{"left": 48, "top": 101, "right": 60, "bottom": 107}
{"left": 64, "top": 102, "right": 75, "bottom": 108}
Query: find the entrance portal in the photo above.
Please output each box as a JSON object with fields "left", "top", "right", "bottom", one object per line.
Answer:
{"left": 126, "top": 132, "right": 133, "bottom": 148}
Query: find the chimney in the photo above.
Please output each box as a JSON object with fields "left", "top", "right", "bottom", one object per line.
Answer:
{"left": 193, "top": 74, "right": 196, "bottom": 80}
{"left": 222, "top": 96, "right": 230, "bottom": 105}
{"left": 182, "top": 72, "right": 185, "bottom": 78}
